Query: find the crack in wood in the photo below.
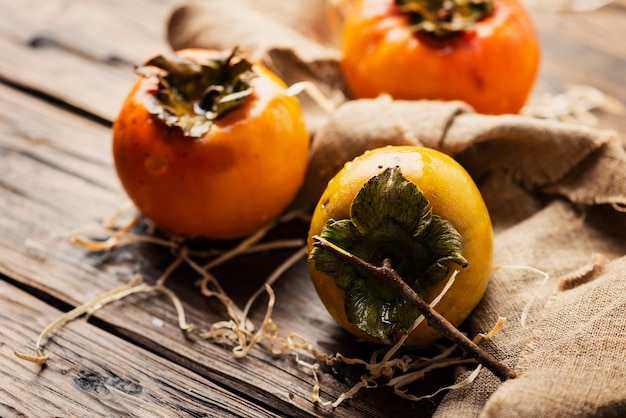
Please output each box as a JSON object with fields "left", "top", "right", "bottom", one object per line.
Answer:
{"left": 74, "top": 369, "right": 145, "bottom": 397}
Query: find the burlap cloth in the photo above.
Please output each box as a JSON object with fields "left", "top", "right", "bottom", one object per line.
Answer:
{"left": 168, "top": 1, "right": 626, "bottom": 416}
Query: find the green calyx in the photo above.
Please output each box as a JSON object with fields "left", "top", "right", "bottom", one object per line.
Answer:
{"left": 310, "top": 167, "right": 468, "bottom": 344}
{"left": 136, "top": 48, "right": 255, "bottom": 137}
{"left": 395, "top": 0, "right": 494, "bottom": 37}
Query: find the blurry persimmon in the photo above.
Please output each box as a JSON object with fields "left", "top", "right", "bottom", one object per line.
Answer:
{"left": 340, "top": 0, "right": 541, "bottom": 114}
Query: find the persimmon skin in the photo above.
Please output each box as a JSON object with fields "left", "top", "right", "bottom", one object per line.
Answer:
{"left": 307, "top": 146, "right": 493, "bottom": 347}
{"left": 112, "top": 49, "right": 310, "bottom": 240}
{"left": 341, "top": 0, "right": 541, "bottom": 114}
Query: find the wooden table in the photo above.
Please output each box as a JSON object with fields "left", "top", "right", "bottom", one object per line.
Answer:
{"left": 1, "top": 1, "right": 625, "bottom": 417}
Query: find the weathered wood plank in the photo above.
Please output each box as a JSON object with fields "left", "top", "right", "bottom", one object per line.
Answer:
{"left": 530, "top": 4, "right": 626, "bottom": 135}
{"left": 1, "top": 0, "right": 180, "bottom": 64}
{"left": 0, "top": 33, "right": 131, "bottom": 123}
{"left": 0, "top": 0, "right": 181, "bottom": 122}
{"left": 0, "top": 280, "right": 284, "bottom": 418}
{"left": 1, "top": 0, "right": 624, "bottom": 136}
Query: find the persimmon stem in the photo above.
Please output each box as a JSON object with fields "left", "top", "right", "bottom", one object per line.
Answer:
{"left": 395, "top": 0, "right": 494, "bottom": 37}
{"left": 312, "top": 235, "right": 516, "bottom": 382}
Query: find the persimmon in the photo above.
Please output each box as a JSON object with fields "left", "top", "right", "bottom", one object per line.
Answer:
{"left": 307, "top": 146, "right": 493, "bottom": 347}
{"left": 112, "top": 48, "right": 310, "bottom": 240}
{"left": 340, "top": 0, "right": 541, "bottom": 114}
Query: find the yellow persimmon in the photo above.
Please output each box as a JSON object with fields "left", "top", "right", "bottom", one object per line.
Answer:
{"left": 308, "top": 146, "right": 493, "bottom": 347}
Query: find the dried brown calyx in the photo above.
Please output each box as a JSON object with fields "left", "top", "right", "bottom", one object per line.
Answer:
{"left": 395, "top": 0, "right": 494, "bottom": 37}
{"left": 136, "top": 47, "right": 255, "bottom": 137}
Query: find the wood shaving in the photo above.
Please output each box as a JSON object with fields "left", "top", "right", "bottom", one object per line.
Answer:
{"left": 474, "top": 317, "right": 507, "bottom": 344}
{"left": 493, "top": 264, "right": 550, "bottom": 328}
{"left": 19, "top": 206, "right": 495, "bottom": 408}
{"left": 522, "top": 85, "right": 625, "bottom": 126}
{"left": 14, "top": 274, "right": 193, "bottom": 362}
{"left": 393, "top": 364, "right": 483, "bottom": 402}
{"left": 286, "top": 81, "right": 339, "bottom": 115}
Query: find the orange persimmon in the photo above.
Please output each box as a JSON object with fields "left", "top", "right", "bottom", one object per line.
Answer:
{"left": 112, "top": 48, "right": 310, "bottom": 240}
{"left": 340, "top": 0, "right": 541, "bottom": 114}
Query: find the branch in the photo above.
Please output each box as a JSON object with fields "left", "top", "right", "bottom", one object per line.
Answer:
{"left": 313, "top": 235, "right": 515, "bottom": 381}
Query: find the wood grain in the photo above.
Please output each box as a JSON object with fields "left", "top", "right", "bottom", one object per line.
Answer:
{"left": 0, "top": 280, "right": 284, "bottom": 418}
{"left": 0, "top": 82, "right": 429, "bottom": 417}
{"left": 0, "top": 0, "right": 181, "bottom": 123}
{"left": 0, "top": 0, "right": 624, "bottom": 416}
{"left": 530, "top": 3, "right": 626, "bottom": 137}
